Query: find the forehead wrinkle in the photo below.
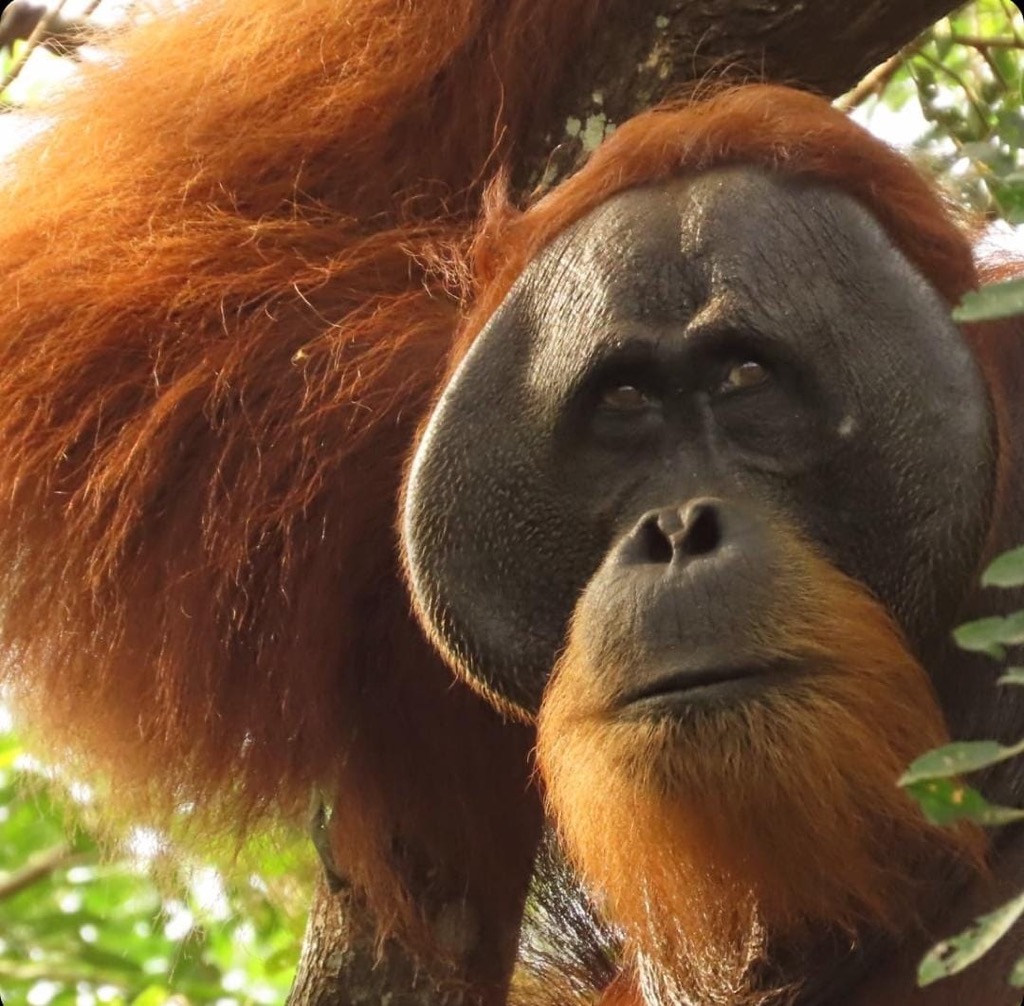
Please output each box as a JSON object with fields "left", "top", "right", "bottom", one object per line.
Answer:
{"left": 669, "top": 169, "right": 901, "bottom": 343}
{"left": 522, "top": 224, "right": 618, "bottom": 402}
{"left": 522, "top": 191, "right": 706, "bottom": 400}
{"left": 515, "top": 168, "right": 905, "bottom": 407}
{"left": 681, "top": 292, "right": 750, "bottom": 340}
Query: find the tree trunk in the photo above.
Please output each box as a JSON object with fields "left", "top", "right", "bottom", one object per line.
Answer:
{"left": 289, "top": 879, "right": 464, "bottom": 1006}
{"left": 517, "top": 0, "right": 963, "bottom": 190}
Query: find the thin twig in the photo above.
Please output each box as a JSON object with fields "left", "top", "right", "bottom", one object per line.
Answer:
{"left": 834, "top": 45, "right": 914, "bottom": 112}
{"left": 972, "top": 40, "right": 1010, "bottom": 89}
{"left": 0, "top": 961, "right": 127, "bottom": 987}
{"left": 0, "top": 0, "right": 73, "bottom": 94}
{"left": 917, "top": 47, "right": 989, "bottom": 127}
{"left": 948, "top": 34, "right": 1024, "bottom": 49}
{"left": 0, "top": 843, "right": 91, "bottom": 901}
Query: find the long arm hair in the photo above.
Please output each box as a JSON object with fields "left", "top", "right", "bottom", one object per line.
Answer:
{"left": 0, "top": 0, "right": 611, "bottom": 943}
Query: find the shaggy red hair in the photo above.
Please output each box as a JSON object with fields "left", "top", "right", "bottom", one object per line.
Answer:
{"left": 0, "top": 0, "right": 630, "bottom": 978}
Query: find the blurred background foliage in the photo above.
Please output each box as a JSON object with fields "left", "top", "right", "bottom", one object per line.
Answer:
{"left": 0, "top": 0, "right": 1021, "bottom": 1004}
{"left": 0, "top": 722, "right": 307, "bottom": 1006}
{"left": 840, "top": 0, "right": 1024, "bottom": 222}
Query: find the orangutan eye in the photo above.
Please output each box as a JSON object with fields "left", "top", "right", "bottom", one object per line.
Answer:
{"left": 600, "top": 384, "right": 656, "bottom": 411}
{"left": 719, "top": 360, "right": 769, "bottom": 393}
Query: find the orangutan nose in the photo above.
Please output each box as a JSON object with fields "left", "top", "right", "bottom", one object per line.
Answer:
{"left": 629, "top": 498, "right": 725, "bottom": 566}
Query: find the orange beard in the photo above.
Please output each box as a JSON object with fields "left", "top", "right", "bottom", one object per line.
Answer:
{"left": 536, "top": 542, "right": 985, "bottom": 1006}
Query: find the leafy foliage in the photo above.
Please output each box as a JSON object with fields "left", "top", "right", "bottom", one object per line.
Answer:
{"left": 0, "top": 730, "right": 304, "bottom": 1006}
{"left": 851, "top": 0, "right": 1024, "bottom": 223}
{"left": 902, "top": 536, "right": 1024, "bottom": 987}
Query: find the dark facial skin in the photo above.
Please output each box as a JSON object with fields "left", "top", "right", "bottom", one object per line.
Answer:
{"left": 403, "top": 168, "right": 995, "bottom": 714}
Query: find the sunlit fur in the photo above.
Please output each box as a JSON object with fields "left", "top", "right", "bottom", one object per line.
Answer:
{"left": 0, "top": 0, "right": 628, "bottom": 965}
{"left": 538, "top": 527, "right": 985, "bottom": 1006}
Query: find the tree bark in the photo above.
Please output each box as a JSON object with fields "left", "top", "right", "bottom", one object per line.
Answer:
{"left": 516, "top": 0, "right": 962, "bottom": 191}
{"left": 289, "top": 860, "right": 530, "bottom": 1006}
{"left": 289, "top": 879, "right": 467, "bottom": 1006}
{"left": 288, "top": 1, "right": 962, "bottom": 1003}
{"left": 0, "top": 2, "right": 90, "bottom": 57}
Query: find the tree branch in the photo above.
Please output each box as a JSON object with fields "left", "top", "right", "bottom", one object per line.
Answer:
{"left": 833, "top": 46, "right": 916, "bottom": 113}
{"left": 0, "top": 0, "right": 92, "bottom": 70}
{"left": 948, "top": 34, "right": 1024, "bottom": 49}
{"left": 0, "top": 843, "right": 89, "bottom": 901}
{"left": 289, "top": 876, "right": 480, "bottom": 1006}
{"left": 515, "top": 0, "right": 963, "bottom": 193}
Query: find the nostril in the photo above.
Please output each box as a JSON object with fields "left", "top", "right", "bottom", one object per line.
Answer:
{"left": 678, "top": 502, "right": 721, "bottom": 557}
{"left": 626, "top": 500, "right": 725, "bottom": 566}
{"left": 640, "top": 515, "right": 674, "bottom": 564}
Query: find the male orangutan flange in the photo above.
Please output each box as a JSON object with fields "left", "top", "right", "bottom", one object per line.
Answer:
{"left": 0, "top": 2, "right": 1022, "bottom": 1004}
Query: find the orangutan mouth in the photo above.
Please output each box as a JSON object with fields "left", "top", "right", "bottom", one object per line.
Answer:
{"left": 619, "top": 662, "right": 788, "bottom": 713}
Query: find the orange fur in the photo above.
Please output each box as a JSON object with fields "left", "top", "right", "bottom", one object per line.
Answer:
{"left": 538, "top": 524, "right": 985, "bottom": 1006}
{"left": 594, "top": 974, "right": 640, "bottom": 1006}
{"left": 0, "top": 0, "right": 636, "bottom": 973}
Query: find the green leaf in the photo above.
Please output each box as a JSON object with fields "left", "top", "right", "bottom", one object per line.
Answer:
{"left": 903, "top": 778, "right": 1024, "bottom": 827}
{"left": 982, "top": 546, "right": 1024, "bottom": 588}
{"left": 900, "top": 738, "right": 1024, "bottom": 784}
{"left": 954, "top": 617, "right": 1007, "bottom": 658}
{"left": 1009, "top": 953, "right": 1024, "bottom": 988}
{"left": 919, "top": 890, "right": 1024, "bottom": 985}
{"left": 954, "top": 278, "right": 1024, "bottom": 323}
{"left": 954, "top": 611, "right": 1024, "bottom": 658}
{"left": 999, "top": 667, "right": 1024, "bottom": 686}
